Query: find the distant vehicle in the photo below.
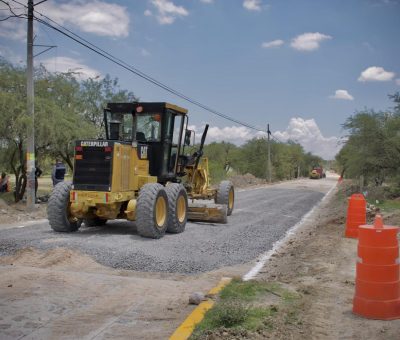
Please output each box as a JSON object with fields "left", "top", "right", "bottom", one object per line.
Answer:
{"left": 309, "top": 166, "right": 325, "bottom": 179}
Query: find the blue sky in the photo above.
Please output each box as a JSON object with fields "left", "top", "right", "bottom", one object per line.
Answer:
{"left": 1, "top": 0, "right": 399, "bottom": 159}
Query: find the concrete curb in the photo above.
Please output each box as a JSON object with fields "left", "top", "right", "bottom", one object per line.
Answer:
{"left": 169, "top": 277, "right": 232, "bottom": 340}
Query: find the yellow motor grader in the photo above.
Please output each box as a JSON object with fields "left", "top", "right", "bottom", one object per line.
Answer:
{"left": 47, "top": 102, "right": 234, "bottom": 238}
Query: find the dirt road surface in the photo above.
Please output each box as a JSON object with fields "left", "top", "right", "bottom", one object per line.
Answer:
{"left": 0, "top": 176, "right": 335, "bottom": 339}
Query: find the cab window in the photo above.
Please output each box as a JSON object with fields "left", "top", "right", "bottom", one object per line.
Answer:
{"left": 106, "top": 111, "right": 133, "bottom": 141}
{"left": 135, "top": 113, "right": 162, "bottom": 142}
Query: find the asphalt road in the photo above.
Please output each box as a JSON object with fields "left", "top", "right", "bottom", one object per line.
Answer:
{"left": 0, "top": 178, "right": 334, "bottom": 274}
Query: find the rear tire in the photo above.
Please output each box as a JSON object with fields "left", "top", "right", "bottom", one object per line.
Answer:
{"left": 84, "top": 218, "right": 108, "bottom": 227}
{"left": 136, "top": 183, "right": 169, "bottom": 239}
{"left": 47, "top": 182, "right": 81, "bottom": 232}
{"left": 166, "top": 183, "right": 188, "bottom": 234}
{"left": 215, "top": 180, "right": 234, "bottom": 216}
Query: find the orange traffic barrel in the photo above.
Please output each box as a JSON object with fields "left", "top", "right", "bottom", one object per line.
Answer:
{"left": 353, "top": 215, "right": 400, "bottom": 320}
{"left": 345, "top": 193, "right": 366, "bottom": 238}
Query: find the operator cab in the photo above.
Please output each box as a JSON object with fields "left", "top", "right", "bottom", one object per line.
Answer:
{"left": 104, "top": 102, "right": 190, "bottom": 183}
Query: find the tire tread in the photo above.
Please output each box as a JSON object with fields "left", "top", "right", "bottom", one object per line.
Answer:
{"left": 166, "top": 183, "right": 188, "bottom": 234}
{"left": 47, "top": 182, "right": 80, "bottom": 232}
{"left": 215, "top": 180, "right": 234, "bottom": 216}
{"left": 136, "top": 183, "right": 168, "bottom": 239}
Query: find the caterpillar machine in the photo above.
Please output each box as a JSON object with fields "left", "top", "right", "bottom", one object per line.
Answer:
{"left": 47, "top": 102, "right": 234, "bottom": 239}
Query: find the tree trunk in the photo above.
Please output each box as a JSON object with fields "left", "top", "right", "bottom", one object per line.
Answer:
{"left": 10, "top": 141, "right": 27, "bottom": 202}
{"left": 59, "top": 151, "right": 73, "bottom": 172}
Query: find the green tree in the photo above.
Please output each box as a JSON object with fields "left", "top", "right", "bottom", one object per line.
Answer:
{"left": 336, "top": 93, "right": 400, "bottom": 187}
{"left": 80, "top": 75, "right": 137, "bottom": 136}
{"left": 0, "top": 58, "right": 137, "bottom": 201}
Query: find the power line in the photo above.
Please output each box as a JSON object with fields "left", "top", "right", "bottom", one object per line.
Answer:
{"left": 29, "top": 6, "right": 266, "bottom": 132}
{"left": 271, "top": 134, "right": 284, "bottom": 144}
{"left": 9, "top": 0, "right": 287, "bottom": 141}
{"left": 8, "top": 0, "right": 26, "bottom": 7}
{"left": 0, "top": 0, "right": 26, "bottom": 20}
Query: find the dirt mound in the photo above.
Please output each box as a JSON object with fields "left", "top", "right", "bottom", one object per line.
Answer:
{"left": 0, "top": 198, "right": 8, "bottom": 209}
{"left": 0, "top": 247, "right": 106, "bottom": 272}
{"left": 229, "top": 173, "right": 266, "bottom": 188}
{"left": 0, "top": 199, "right": 47, "bottom": 225}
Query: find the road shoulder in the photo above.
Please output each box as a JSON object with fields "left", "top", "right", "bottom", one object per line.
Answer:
{"left": 255, "top": 188, "right": 400, "bottom": 339}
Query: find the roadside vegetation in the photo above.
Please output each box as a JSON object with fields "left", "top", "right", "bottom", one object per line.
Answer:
{"left": 0, "top": 58, "right": 136, "bottom": 201}
{"left": 335, "top": 92, "right": 400, "bottom": 202}
{"left": 202, "top": 140, "right": 325, "bottom": 185}
{"left": 191, "top": 279, "right": 302, "bottom": 339}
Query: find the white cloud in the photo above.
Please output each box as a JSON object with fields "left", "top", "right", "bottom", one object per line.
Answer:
{"left": 274, "top": 118, "right": 340, "bottom": 159}
{"left": 261, "top": 40, "right": 284, "bottom": 48}
{"left": 144, "top": 9, "right": 153, "bottom": 16}
{"left": 38, "top": 56, "right": 101, "bottom": 80}
{"left": 290, "top": 32, "right": 332, "bottom": 51}
{"left": 330, "top": 89, "right": 354, "bottom": 101}
{"left": 41, "top": 0, "right": 130, "bottom": 38}
{"left": 243, "top": 0, "right": 262, "bottom": 11}
{"left": 188, "top": 125, "right": 265, "bottom": 145}
{"left": 0, "top": 16, "right": 26, "bottom": 41}
{"left": 200, "top": 0, "right": 214, "bottom": 3}
{"left": 140, "top": 48, "right": 151, "bottom": 57}
{"left": 358, "top": 66, "right": 395, "bottom": 82}
{"left": 0, "top": 46, "right": 24, "bottom": 64}
{"left": 189, "top": 119, "right": 339, "bottom": 159}
{"left": 150, "top": 0, "right": 189, "bottom": 25}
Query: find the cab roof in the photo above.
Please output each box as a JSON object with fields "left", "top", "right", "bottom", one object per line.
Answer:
{"left": 106, "top": 102, "right": 188, "bottom": 115}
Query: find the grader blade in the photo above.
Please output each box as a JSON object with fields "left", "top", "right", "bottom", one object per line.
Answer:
{"left": 187, "top": 203, "right": 228, "bottom": 224}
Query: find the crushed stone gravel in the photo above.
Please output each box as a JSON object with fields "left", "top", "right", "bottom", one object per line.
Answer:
{"left": 0, "top": 185, "right": 326, "bottom": 274}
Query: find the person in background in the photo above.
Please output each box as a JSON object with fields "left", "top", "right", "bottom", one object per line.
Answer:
{"left": 52, "top": 159, "right": 66, "bottom": 186}
{"left": 35, "top": 163, "right": 42, "bottom": 197}
{"left": 0, "top": 172, "right": 10, "bottom": 193}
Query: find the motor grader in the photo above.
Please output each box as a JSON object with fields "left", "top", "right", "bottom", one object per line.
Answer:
{"left": 47, "top": 102, "right": 234, "bottom": 239}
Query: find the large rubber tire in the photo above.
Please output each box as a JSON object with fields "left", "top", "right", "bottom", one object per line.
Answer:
{"left": 84, "top": 218, "right": 108, "bottom": 227}
{"left": 136, "top": 183, "right": 169, "bottom": 239}
{"left": 215, "top": 180, "right": 234, "bottom": 216}
{"left": 166, "top": 183, "right": 188, "bottom": 234}
{"left": 47, "top": 182, "right": 81, "bottom": 232}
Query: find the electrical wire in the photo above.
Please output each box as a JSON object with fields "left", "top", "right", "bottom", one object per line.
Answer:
{"left": 10, "top": 0, "right": 286, "bottom": 140}
{"left": 0, "top": 0, "right": 26, "bottom": 20}
{"left": 271, "top": 134, "right": 285, "bottom": 143}
{"left": 29, "top": 6, "right": 265, "bottom": 132}
{"left": 8, "top": 0, "right": 25, "bottom": 7}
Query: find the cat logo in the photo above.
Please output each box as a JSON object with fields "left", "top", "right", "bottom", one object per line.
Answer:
{"left": 138, "top": 145, "right": 148, "bottom": 160}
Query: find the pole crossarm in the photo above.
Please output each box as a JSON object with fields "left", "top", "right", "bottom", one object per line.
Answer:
{"left": 33, "top": 44, "right": 56, "bottom": 58}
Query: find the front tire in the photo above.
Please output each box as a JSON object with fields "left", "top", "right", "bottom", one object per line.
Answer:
{"left": 47, "top": 182, "right": 81, "bottom": 232}
{"left": 136, "top": 183, "right": 169, "bottom": 239}
{"left": 215, "top": 180, "right": 234, "bottom": 216}
{"left": 166, "top": 183, "right": 188, "bottom": 234}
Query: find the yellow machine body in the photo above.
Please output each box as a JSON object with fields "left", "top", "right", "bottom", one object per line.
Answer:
{"left": 185, "top": 158, "right": 216, "bottom": 200}
{"left": 69, "top": 142, "right": 157, "bottom": 221}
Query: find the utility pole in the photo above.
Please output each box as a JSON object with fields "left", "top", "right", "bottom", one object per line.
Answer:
{"left": 267, "top": 124, "right": 272, "bottom": 183}
{"left": 26, "top": 0, "right": 35, "bottom": 211}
